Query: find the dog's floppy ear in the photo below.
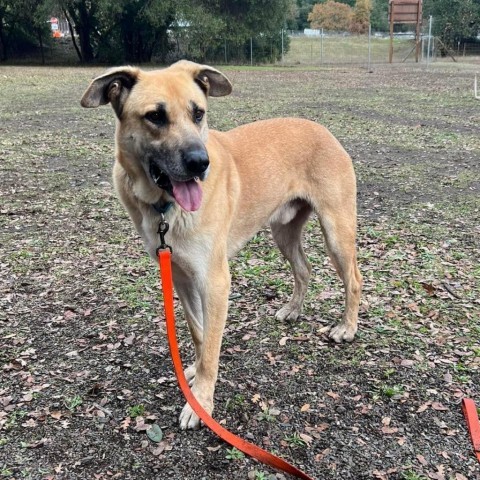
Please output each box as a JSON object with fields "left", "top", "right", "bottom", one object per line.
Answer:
{"left": 80, "top": 66, "right": 140, "bottom": 117}
{"left": 173, "top": 60, "right": 232, "bottom": 97}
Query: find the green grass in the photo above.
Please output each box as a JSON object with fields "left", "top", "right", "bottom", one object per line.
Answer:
{"left": 127, "top": 405, "right": 146, "bottom": 418}
{"left": 65, "top": 396, "right": 83, "bottom": 412}
{"left": 225, "top": 447, "right": 245, "bottom": 460}
{"left": 284, "top": 432, "right": 307, "bottom": 448}
{"left": 401, "top": 471, "right": 428, "bottom": 480}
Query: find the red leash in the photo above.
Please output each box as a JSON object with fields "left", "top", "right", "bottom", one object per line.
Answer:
{"left": 157, "top": 248, "right": 315, "bottom": 479}
{"left": 462, "top": 398, "right": 480, "bottom": 463}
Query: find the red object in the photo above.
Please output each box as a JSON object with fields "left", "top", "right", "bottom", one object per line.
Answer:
{"left": 50, "top": 17, "right": 58, "bottom": 24}
{"left": 462, "top": 398, "right": 480, "bottom": 462}
{"left": 157, "top": 248, "right": 315, "bottom": 479}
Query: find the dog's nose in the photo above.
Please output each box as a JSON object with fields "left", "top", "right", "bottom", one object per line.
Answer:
{"left": 183, "top": 148, "right": 209, "bottom": 175}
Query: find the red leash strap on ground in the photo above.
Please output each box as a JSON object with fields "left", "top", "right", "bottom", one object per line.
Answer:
{"left": 462, "top": 398, "right": 480, "bottom": 462}
{"left": 157, "top": 249, "right": 315, "bottom": 480}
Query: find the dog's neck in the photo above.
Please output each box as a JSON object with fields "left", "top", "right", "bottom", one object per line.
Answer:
{"left": 152, "top": 199, "right": 174, "bottom": 215}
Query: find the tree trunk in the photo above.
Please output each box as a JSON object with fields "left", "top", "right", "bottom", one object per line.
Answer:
{"left": 78, "top": 26, "right": 95, "bottom": 62}
{"left": 0, "top": 17, "right": 7, "bottom": 61}
{"left": 156, "top": 27, "right": 170, "bottom": 63}
{"left": 37, "top": 29, "right": 45, "bottom": 65}
{"left": 66, "top": 1, "right": 95, "bottom": 63}
{"left": 64, "top": 9, "right": 82, "bottom": 62}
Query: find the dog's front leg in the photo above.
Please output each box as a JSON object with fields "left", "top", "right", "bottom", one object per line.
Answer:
{"left": 175, "top": 255, "right": 230, "bottom": 430}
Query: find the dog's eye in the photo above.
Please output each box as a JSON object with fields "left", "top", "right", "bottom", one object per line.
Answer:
{"left": 193, "top": 109, "right": 204, "bottom": 124}
{"left": 145, "top": 110, "right": 168, "bottom": 126}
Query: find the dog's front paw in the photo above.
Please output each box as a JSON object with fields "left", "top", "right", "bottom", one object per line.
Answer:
{"left": 179, "top": 402, "right": 201, "bottom": 430}
{"left": 179, "top": 387, "right": 213, "bottom": 430}
{"left": 329, "top": 323, "right": 357, "bottom": 343}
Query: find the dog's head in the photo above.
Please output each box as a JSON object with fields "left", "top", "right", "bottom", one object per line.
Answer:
{"left": 81, "top": 61, "right": 232, "bottom": 212}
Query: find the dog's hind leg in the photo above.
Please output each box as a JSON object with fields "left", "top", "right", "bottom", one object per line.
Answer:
{"left": 316, "top": 205, "right": 362, "bottom": 343}
{"left": 271, "top": 201, "right": 313, "bottom": 322}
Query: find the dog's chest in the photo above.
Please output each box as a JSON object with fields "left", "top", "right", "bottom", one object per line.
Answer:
{"left": 141, "top": 209, "right": 211, "bottom": 277}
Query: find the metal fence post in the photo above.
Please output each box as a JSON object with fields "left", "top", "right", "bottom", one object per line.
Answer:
{"left": 250, "top": 37, "right": 253, "bottom": 66}
{"left": 426, "top": 15, "right": 432, "bottom": 66}
{"left": 368, "top": 24, "right": 372, "bottom": 71}
{"left": 281, "top": 29, "right": 284, "bottom": 65}
{"left": 320, "top": 28, "right": 324, "bottom": 64}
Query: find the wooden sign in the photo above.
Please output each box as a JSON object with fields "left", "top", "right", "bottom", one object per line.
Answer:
{"left": 389, "top": 0, "right": 422, "bottom": 25}
{"left": 389, "top": 0, "right": 423, "bottom": 63}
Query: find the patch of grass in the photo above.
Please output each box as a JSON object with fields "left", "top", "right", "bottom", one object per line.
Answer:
{"left": 401, "top": 470, "right": 428, "bottom": 480}
{"left": 225, "top": 447, "right": 245, "bottom": 460}
{"left": 257, "top": 408, "right": 277, "bottom": 423}
{"left": 253, "top": 471, "right": 268, "bottom": 480}
{"left": 380, "top": 384, "right": 405, "bottom": 399}
{"left": 284, "top": 432, "right": 307, "bottom": 449}
{"left": 0, "top": 467, "right": 13, "bottom": 477}
{"left": 65, "top": 395, "right": 83, "bottom": 412}
{"left": 383, "top": 368, "right": 396, "bottom": 379}
{"left": 226, "top": 394, "right": 246, "bottom": 412}
{"left": 127, "top": 404, "right": 145, "bottom": 418}
{"left": 4, "top": 410, "right": 27, "bottom": 431}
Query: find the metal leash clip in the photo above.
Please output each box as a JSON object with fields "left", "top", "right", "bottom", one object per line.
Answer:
{"left": 156, "top": 213, "right": 172, "bottom": 254}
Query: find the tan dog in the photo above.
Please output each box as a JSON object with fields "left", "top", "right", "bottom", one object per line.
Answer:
{"left": 81, "top": 61, "right": 362, "bottom": 430}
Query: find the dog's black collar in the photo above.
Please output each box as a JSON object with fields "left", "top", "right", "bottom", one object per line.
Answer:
{"left": 152, "top": 200, "right": 174, "bottom": 215}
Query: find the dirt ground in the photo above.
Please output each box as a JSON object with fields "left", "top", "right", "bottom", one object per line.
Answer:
{"left": 1, "top": 63, "right": 479, "bottom": 480}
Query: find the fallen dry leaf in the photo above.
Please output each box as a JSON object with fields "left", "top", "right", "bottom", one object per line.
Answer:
{"left": 381, "top": 426, "right": 398, "bottom": 434}
{"left": 299, "top": 433, "right": 313, "bottom": 444}
{"left": 206, "top": 445, "right": 222, "bottom": 452}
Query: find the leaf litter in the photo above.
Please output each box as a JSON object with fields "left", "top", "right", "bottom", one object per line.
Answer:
{"left": 0, "top": 64, "right": 479, "bottom": 479}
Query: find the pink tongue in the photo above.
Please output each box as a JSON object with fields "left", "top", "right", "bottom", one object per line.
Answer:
{"left": 171, "top": 179, "right": 203, "bottom": 212}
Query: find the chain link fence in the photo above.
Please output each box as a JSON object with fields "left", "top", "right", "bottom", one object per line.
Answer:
{"left": 169, "top": 33, "right": 285, "bottom": 65}
{"left": 190, "top": 20, "right": 480, "bottom": 67}
{"left": 279, "top": 28, "right": 480, "bottom": 67}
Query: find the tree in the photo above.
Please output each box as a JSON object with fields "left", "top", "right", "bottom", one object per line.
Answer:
{"left": 308, "top": 0, "right": 353, "bottom": 31}
{"left": 0, "top": 0, "right": 18, "bottom": 60}
{"left": 350, "top": 0, "right": 372, "bottom": 33}
{"left": 1, "top": 0, "right": 296, "bottom": 64}
{"left": 212, "top": 0, "right": 294, "bottom": 63}
{"left": 0, "top": 0, "right": 50, "bottom": 61}
{"left": 424, "top": 0, "right": 480, "bottom": 50}
{"left": 110, "top": 0, "right": 177, "bottom": 63}
{"left": 174, "top": 3, "right": 226, "bottom": 62}
{"left": 54, "top": 0, "right": 99, "bottom": 63}
{"left": 370, "top": 0, "right": 388, "bottom": 31}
